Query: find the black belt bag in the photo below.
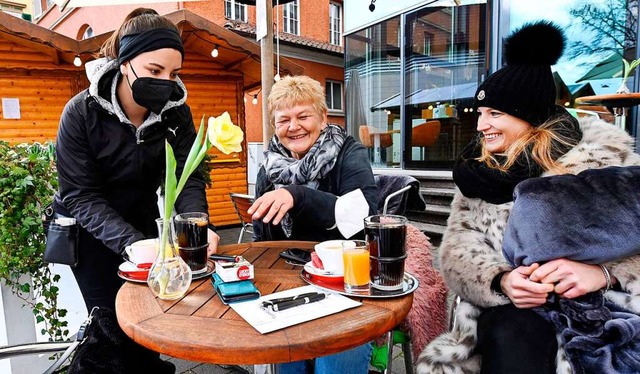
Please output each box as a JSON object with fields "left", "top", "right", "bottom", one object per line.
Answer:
{"left": 44, "top": 209, "right": 79, "bottom": 267}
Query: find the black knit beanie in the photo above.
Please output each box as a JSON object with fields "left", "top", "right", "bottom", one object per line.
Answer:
{"left": 474, "top": 21, "right": 566, "bottom": 126}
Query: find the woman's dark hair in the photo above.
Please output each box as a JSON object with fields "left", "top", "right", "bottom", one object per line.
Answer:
{"left": 100, "top": 8, "right": 180, "bottom": 59}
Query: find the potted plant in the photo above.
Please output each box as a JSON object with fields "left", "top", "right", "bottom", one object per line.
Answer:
{"left": 148, "top": 112, "right": 243, "bottom": 300}
{"left": 0, "top": 141, "right": 68, "bottom": 340}
{"left": 616, "top": 58, "right": 640, "bottom": 94}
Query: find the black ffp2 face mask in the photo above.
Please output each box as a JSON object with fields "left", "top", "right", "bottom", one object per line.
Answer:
{"left": 125, "top": 64, "right": 178, "bottom": 114}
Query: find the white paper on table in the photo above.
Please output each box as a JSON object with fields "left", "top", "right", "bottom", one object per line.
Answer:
{"left": 230, "top": 285, "right": 361, "bottom": 334}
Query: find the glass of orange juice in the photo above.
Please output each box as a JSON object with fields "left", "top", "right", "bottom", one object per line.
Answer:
{"left": 342, "top": 240, "right": 370, "bottom": 294}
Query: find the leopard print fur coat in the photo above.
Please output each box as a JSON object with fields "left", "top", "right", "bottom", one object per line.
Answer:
{"left": 417, "top": 117, "right": 640, "bottom": 374}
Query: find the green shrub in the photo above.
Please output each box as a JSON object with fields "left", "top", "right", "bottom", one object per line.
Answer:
{"left": 0, "top": 141, "right": 67, "bottom": 340}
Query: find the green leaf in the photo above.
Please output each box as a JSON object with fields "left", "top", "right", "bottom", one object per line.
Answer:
{"left": 164, "top": 141, "right": 178, "bottom": 222}
{"left": 175, "top": 116, "right": 207, "bottom": 197}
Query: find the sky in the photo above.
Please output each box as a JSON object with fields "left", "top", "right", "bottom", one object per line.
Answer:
{"left": 508, "top": 0, "right": 622, "bottom": 85}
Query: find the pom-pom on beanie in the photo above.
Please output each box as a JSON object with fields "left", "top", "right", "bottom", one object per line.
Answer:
{"left": 474, "top": 21, "right": 566, "bottom": 126}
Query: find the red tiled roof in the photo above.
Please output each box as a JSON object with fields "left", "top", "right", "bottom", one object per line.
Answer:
{"left": 224, "top": 20, "right": 344, "bottom": 55}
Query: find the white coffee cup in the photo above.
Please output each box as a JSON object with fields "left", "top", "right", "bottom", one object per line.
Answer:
{"left": 314, "top": 240, "right": 346, "bottom": 274}
{"left": 124, "top": 239, "right": 157, "bottom": 266}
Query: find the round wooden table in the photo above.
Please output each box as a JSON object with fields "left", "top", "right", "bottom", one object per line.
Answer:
{"left": 115, "top": 241, "right": 413, "bottom": 365}
{"left": 575, "top": 93, "right": 640, "bottom": 130}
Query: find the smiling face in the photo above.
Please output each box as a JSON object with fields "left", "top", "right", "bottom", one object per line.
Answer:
{"left": 274, "top": 103, "right": 327, "bottom": 159}
{"left": 477, "top": 107, "right": 532, "bottom": 153}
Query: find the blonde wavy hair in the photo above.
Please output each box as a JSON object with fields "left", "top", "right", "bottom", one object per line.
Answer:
{"left": 477, "top": 115, "right": 580, "bottom": 174}
{"left": 267, "top": 75, "right": 328, "bottom": 127}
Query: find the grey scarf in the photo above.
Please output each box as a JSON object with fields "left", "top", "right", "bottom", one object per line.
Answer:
{"left": 263, "top": 124, "right": 346, "bottom": 236}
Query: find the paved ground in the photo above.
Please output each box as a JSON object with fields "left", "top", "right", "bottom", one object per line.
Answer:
{"left": 167, "top": 225, "right": 410, "bottom": 374}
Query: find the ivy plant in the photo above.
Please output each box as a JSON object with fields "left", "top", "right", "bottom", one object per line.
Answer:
{"left": 0, "top": 141, "right": 68, "bottom": 340}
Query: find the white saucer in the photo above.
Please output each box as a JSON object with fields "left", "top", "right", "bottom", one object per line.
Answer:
{"left": 303, "top": 261, "right": 343, "bottom": 277}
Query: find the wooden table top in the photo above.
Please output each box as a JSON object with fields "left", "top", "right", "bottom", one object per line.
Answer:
{"left": 575, "top": 93, "right": 640, "bottom": 108}
{"left": 115, "top": 241, "right": 413, "bottom": 365}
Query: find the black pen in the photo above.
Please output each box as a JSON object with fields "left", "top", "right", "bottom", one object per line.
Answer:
{"left": 261, "top": 292, "right": 320, "bottom": 307}
{"left": 271, "top": 293, "right": 326, "bottom": 312}
{"left": 209, "top": 254, "right": 241, "bottom": 262}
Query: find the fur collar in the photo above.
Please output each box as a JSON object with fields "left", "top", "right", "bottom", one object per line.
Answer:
{"left": 552, "top": 117, "right": 640, "bottom": 174}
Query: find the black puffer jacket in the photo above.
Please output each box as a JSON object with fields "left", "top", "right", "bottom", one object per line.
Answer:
{"left": 253, "top": 135, "right": 377, "bottom": 242}
{"left": 53, "top": 58, "right": 207, "bottom": 255}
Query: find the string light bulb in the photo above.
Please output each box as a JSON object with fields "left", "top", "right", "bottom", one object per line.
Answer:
{"left": 252, "top": 94, "right": 258, "bottom": 105}
{"left": 73, "top": 55, "right": 82, "bottom": 67}
{"left": 243, "top": 96, "right": 247, "bottom": 104}
{"left": 211, "top": 45, "right": 219, "bottom": 58}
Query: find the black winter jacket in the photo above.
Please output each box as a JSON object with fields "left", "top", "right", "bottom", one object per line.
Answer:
{"left": 253, "top": 135, "right": 377, "bottom": 242}
{"left": 53, "top": 58, "right": 207, "bottom": 256}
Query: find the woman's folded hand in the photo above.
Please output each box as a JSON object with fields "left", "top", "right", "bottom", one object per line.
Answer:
{"left": 248, "top": 188, "right": 294, "bottom": 225}
{"left": 502, "top": 263, "right": 554, "bottom": 308}
{"left": 529, "top": 258, "right": 607, "bottom": 299}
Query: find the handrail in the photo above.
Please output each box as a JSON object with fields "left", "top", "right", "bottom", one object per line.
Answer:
{"left": 0, "top": 341, "right": 73, "bottom": 360}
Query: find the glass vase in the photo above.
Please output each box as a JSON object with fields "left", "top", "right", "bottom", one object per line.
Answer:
{"left": 147, "top": 217, "right": 192, "bottom": 300}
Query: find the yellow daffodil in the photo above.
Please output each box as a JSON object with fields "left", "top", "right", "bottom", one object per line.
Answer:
{"left": 207, "top": 112, "right": 244, "bottom": 154}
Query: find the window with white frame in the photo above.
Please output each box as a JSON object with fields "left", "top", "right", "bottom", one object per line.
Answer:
{"left": 224, "top": 0, "right": 247, "bottom": 22}
{"left": 82, "top": 26, "right": 94, "bottom": 39}
{"left": 325, "top": 80, "right": 343, "bottom": 112}
{"left": 32, "top": 0, "right": 42, "bottom": 17}
{"left": 329, "top": 2, "right": 342, "bottom": 46}
{"left": 283, "top": 0, "right": 299, "bottom": 35}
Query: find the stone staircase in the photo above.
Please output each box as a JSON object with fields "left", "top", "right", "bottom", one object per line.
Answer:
{"left": 405, "top": 173, "right": 455, "bottom": 245}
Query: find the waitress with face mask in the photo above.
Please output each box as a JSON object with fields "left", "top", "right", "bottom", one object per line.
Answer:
{"left": 53, "top": 8, "right": 219, "bottom": 319}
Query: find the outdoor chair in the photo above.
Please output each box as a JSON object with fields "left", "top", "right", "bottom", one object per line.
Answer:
{"left": 411, "top": 120, "right": 441, "bottom": 160}
{"left": 229, "top": 193, "right": 255, "bottom": 243}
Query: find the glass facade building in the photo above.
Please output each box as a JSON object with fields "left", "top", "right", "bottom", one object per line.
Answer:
{"left": 344, "top": 0, "right": 639, "bottom": 170}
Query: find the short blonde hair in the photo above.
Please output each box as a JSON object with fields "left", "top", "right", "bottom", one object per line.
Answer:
{"left": 267, "top": 75, "right": 328, "bottom": 127}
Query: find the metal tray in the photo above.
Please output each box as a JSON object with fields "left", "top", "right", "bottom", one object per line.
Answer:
{"left": 301, "top": 270, "right": 418, "bottom": 298}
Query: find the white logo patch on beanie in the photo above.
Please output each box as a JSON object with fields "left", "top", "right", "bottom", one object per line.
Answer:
{"left": 477, "top": 90, "right": 485, "bottom": 100}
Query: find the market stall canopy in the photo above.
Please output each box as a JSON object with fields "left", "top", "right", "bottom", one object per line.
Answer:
{"left": 370, "top": 82, "right": 477, "bottom": 111}
{"left": 0, "top": 11, "right": 98, "bottom": 66}
{"left": 0, "top": 9, "right": 302, "bottom": 89}
{"left": 576, "top": 53, "right": 623, "bottom": 82}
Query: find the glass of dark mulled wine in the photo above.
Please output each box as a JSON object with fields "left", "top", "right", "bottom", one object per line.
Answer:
{"left": 172, "top": 212, "right": 209, "bottom": 273}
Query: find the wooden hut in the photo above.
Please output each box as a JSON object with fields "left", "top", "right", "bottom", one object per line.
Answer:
{"left": 0, "top": 10, "right": 302, "bottom": 226}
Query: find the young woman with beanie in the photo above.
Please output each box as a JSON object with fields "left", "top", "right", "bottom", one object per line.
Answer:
{"left": 53, "top": 9, "right": 219, "bottom": 371}
{"left": 416, "top": 21, "right": 640, "bottom": 374}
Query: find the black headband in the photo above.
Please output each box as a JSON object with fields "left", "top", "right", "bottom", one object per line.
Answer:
{"left": 118, "top": 28, "right": 184, "bottom": 65}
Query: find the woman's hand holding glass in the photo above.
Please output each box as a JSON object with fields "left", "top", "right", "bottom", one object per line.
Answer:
{"left": 248, "top": 188, "right": 294, "bottom": 225}
{"left": 501, "top": 263, "right": 554, "bottom": 309}
{"left": 207, "top": 228, "right": 219, "bottom": 256}
{"left": 529, "top": 258, "right": 609, "bottom": 299}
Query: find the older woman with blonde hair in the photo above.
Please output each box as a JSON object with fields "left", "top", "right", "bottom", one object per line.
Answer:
{"left": 249, "top": 75, "right": 377, "bottom": 373}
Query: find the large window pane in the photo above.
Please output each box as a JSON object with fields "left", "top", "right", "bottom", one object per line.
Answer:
{"left": 504, "top": 0, "right": 637, "bottom": 133}
{"left": 345, "top": 16, "right": 402, "bottom": 167}
{"left": 402, "top": 2, "right": 487, "bottom": 169}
